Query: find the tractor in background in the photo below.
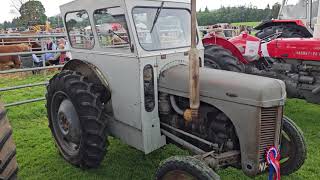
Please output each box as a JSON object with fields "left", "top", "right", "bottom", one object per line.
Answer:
{"left": 255, "top": 0, "right": 319, "bottom": 39}
{"left": 31, "top": 21, "right": 52, "bottom": 33}
{"left": 203, "top": 30, "right": 320, "bottom": 104}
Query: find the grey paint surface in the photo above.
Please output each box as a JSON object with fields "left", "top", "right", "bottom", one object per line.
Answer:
{"left": 159, "top": 65, "right": 286, "bottom": 107}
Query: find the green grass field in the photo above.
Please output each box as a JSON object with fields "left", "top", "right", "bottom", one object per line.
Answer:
{"left": 0, "top": 73, "right": 319, "bottom": 180}
{"left": 231, "top": 22, "right": 260, "bottom": 27}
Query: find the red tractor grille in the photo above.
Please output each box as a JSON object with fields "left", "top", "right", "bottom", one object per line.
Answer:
{"left": 259, "top": 107, "right": 280, "bottom": 161}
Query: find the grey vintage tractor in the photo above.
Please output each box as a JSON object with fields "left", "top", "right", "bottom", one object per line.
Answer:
{"left": 46, "top": 0, "right": 306, "bottom": 179}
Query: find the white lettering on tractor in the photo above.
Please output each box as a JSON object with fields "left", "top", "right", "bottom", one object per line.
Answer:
{"left": 296, "top": 51, "right": 320, "bottom": 56}
{"left": 259, "top": 162, "right": 268, "bottom": 172}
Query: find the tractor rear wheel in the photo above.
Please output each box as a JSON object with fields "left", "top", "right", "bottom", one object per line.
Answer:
{"left": 204, "top": 45, "right": 245, "bottom": 72}
{"left": 46, "top": 70, "right": 111, "bottom": 168}
{"left": 255, "top": 25, "right": 310, "bottom": 39}
{"left": 0, "top": 104, "right": 18, "bottom": 180}
{"left": 280, "top": 116, "right": 307, "bottom": 175}
{"left": 156, "top": 156, "right": 220, "bottom": 180}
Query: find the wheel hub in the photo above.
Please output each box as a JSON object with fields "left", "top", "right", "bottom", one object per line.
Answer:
{"left": 57, "top": 99, "right": 81, "bottom": 144}
{"left": 58, "top": 112, "right": 70, "bottom": 134}
{"left": 280, "top": 130, "right": 294, "bottom": 162}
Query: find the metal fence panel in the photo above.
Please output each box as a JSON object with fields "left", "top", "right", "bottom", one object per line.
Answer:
{"left": 0, "top": 82, "right": 48, "bottom": 92}
{"left": 0, "top": 34, "right": 67, "bottom": 107}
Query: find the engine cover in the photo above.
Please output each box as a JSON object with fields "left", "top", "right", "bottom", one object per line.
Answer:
{"left": 159, "top": 65, "right": 286, "bottom": 107}
{"left": 158, "top": 65, "right": 284, "bottom": 176}
{"left": 267, "top": 38, "right": 320, "bottom": 61}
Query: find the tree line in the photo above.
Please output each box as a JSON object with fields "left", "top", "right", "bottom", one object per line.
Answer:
{"left": 197, "top": 3, "right": 281, "bottom": 26}
{"left": 0, "top": 1, "right": 281, "bottom": 30}
{"left": 0, "top": 0, "right": 48, "bottom": 30}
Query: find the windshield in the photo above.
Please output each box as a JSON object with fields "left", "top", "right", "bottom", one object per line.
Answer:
{"left": 286, "top": 0, "right": 301, "bottom": 5}
{"left": 94, "top": 7, "right": 130, "bottom": 48}
{"left": 280, "top": 0, "right": 307, "bottom": 19}
{"left": 132, "top": 7, "right": 191, "bottom": 51}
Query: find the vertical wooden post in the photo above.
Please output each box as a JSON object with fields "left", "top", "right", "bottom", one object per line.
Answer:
{"left": 189, "top": 0, "right": 200, "bottom": 120}
{"left": 41, "top": 38, "right": 47, "bottom": 76}
{"left": 313, "top": 1, "right": 320, "bottom": 38}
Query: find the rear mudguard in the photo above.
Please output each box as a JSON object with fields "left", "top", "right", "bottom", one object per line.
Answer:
{"left": 158, "top": 65, "right": 286, "bottom": 177}
{"left": 203, "top": 34, "right": 249, "bottom": 64}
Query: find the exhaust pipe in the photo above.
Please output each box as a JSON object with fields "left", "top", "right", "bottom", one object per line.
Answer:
{"left": 189, "top": 0, "right": 200, "bottom": 122}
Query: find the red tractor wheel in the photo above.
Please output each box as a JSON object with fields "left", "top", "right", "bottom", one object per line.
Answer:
{"left": 204, "top": 45, "right": 245, "bottom": 73}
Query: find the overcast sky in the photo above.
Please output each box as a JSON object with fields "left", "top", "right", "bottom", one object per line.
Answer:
{"left": 0, "top": 0, "right": 282, "bottom": 23}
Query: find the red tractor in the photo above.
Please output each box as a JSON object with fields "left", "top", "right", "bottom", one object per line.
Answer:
{"left": 255, "top": 0, "right": 318, "bottom": 39}
{"left": 203, "top": 31, "right": 320, "bottom": 104}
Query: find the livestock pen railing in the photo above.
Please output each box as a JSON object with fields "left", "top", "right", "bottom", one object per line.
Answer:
{"left": 0, "top": 34, "right": 69, "bottom": 107}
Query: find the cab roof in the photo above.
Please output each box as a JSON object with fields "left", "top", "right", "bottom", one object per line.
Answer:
{"left": 60, "top": 0, "right": 190, "bottom": 15}
{"left": 61, "top": 0, "right": 190, "bottom": 8}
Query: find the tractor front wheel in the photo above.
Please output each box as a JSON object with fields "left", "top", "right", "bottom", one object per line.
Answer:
{"left": 155, "top": 156, "right": 220, "bottom": 180}
{"left": 280, "top": 116, "right": 307, "bottom": 175}
{"left": 46, "top": 70, "right": 111, "bottom": 168}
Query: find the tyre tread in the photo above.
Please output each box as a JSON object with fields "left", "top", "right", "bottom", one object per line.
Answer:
{"left": 280, "top": 116, "right": 307, "bottom": 175}
{"left": 0, "top": 104, "right": 18, "bottom": 180}
{"left": 156, "top": 156, "right": 220, "bottom": 180}
{"left": 46, "top": 70, "right": 110, "bottom": 168}
{"left": 204, "top": 45, "right": 245, "bottom": 72}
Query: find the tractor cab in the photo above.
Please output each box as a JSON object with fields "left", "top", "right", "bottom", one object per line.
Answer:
{"left": 60, "top": 0, "right": 203, "bottom": 155}
{"left": 255, "top": 0, "right": 318, "bottom": 38}
{"left": 279, "top": 0, "right": 319, "bottom": 28}
{"left": 62, "top": 0, "right": 203, "bottom": 61}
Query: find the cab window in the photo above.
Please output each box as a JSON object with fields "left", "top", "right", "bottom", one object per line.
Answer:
{"left": 93, "top": 7, "right": 130, "bottom": 48}
{"left": 65, "top": 10, "right": 94, "bottom": 49}
{"left": 132, "top": 7, "right": 191, "bottom": 51}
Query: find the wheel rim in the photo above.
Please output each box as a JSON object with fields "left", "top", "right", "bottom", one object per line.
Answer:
{"left": 162, "top": 170, "right": 196, "bottom": 180}
{"left": 280, "top": 130, "right": 296, "bottom": 164}
{"left": 51, "top": 91, "right": 81, "bottom": 156}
